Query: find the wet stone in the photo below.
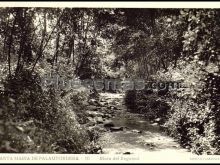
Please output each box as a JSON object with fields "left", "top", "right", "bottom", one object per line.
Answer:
{"left": 110, "top": 126, "right": 124, "bottom": 132}
{"left": 100, "top": 107, "right": 108, "bottom": 112}
{"left": 131, "top": 129, "right": 142, "bottom": 134}
{"left": 123, "top": 152, "right": 131, "bottom": 154}
{"left": 86, "top": 105, "right": 99, "bottom": 111}
{"left": 103, "top": 120, "right": 114, "bottom": 127}
{"left": 86, "top": 121, "right": 96, "bottom": 127}
{"left": 88, "top": 99, "right": 100, "bottom": 106}
{"left": 151, "top": 123, "right": 158, "bottom": 126}
{"left": 103, "top": 114, "right": 112, "bottom": 119}
{"left": 86, "top": 110, "right": 104, "bottom": 117}
{"left": 95, "top": 116, "right": 104, "bottom": 124}
{"left": 155, "top": 118, "right": 161, "bottom": 122}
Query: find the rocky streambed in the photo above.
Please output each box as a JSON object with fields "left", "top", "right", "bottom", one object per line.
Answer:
{"left": 84, "top": 93, "right": 192, "bottom": 155}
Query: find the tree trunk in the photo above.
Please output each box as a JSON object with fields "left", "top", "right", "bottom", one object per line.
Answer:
{"left": 68, "top": 36, "right": 75, "bottom": 66}
{"left": 53, "top": 31, "right": 60, "bottom": 66}
{"left": 16, "top": 9, "right": 26, "bottom": 73}
{"left": 31, "top": 10, "right": 64, "bottom": 73}
{"left": 7, "top": 13, "right": 17, "bottom": 77}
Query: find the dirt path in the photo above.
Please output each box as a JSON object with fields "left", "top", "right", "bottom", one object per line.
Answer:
{"left": 94, "top": 93, "right": 193, "bottom": 155}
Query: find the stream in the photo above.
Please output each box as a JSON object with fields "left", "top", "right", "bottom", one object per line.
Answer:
{"left": 87, "top": 93, "right": 193, "bottom": 155}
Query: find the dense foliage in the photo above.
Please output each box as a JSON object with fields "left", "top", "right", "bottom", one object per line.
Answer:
{"left": 124, "top": 9, "right": 220, "bottom": 155}
{"left": 0, "top": 7, "right": 219, "bottom": 154}
{"left": 0, "top": 7, "right": 114, "bottom": 153}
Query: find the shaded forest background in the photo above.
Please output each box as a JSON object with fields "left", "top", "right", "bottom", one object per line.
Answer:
{"left": 0, "top": 8, "right": 219, "bottom": 154}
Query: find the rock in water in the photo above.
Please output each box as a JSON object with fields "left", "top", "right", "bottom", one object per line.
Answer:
{"left": 86, "top": 110, "right": 104, "bottom": 117}
{"left": 155, "top": 118, "right": 161, "bottom": 122}
{"left": 111, "top": 106, "right": 117, "bottom": 110}
{"left": 87, "top": 105, "right": 99, "bottom": 111}
{"left": 95, "top": 116, "right": 104, "bottom": 124}
{"left": 123, "top": 152, "right": 131, "bottom": 154}
{"left": 87, "top": 116, "right": 95, "bottom": 122}
{"left": 110, "top": 126, "right": 124, "bottom": 132}
{"left": 103, "top": 120, "right": 114, "bottom": 127}
{"left": 86, "top": 121, "right": 96, "bottom": 127}
{"left": 160, "top": 124, "right": 168, "bottom": 129}
{"left": 145, "top": 142, "right": 156, "bottom": 148}
{"left": 86, "top": 117, "right": 96, "bottom": 126}
{"left": 103, "top": 114, "right": 112, "bottom": 119}
{"left": 90, "top": 125, "right": 107, "bottom": 133}
{"left": 100, "top": 107, "right": 108, "bottom": 113}
{"left": 89, "top": 99, "right": 100, "bottom": 106}
{"left": 151, "top": 123, "right": 158, "bottom": 126}
{"left": 107, "top": 106, "right": 117, "bottom": 110}
{"left": 172, "top": 145, "right": 178, "bottom": 148}
{"left": 131, "top": 129, "right": 142, "bottom": 134}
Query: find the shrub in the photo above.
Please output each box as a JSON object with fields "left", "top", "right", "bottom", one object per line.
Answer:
{"left": 125, "top": 90, "right": 170, "bottom": 122}
{"left": 155, "top": 58, "right": 220, "bottom": 154}
{"left": 0, "top": 69, "right": 99, "bottom": 153}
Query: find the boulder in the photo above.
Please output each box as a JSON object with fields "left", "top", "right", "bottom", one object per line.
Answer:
{"left": 172, "top": 145, "right": 178, "bottom": 148}
{"left": 86, "top": 120, "right": 96, "bottom": 126}
{"left": 99, "top": 101, "right": 106, "bottom": 106}
{"left": 90, "top": 125, "right": 107, "bottom": 132}
{"left": 111, "top": 100, "right": 117, "bottom": 105}
{"left": 151, "top": 123, "right": 158, "bottom": 126}
{"left": 86, "top": 110, "right": 104, "bottom": 117}
{"left": 103, "top": 120, "right": 114, "bottom": 127}
{"left": 111, "top": 106, "right": 118, "bottom": 110}
{"left": 138, "top": 120, "right": 146, "bottom": 123}
{"left": 106, "top": 110, "right": 113, "bottom": 114}
{"left": 154, "top": 118, "right": 161, "bottom": 122}
{"left": 110, "top": 126, "right": 124, "bottom": 132}
{"left": 116, "top": 107, "right": 123, "bottom": 111}
{"left": 95, "top": 116, "right": 104, "bottom": 124}
{"left": 145, "top": 142, "right": 156, "bottom": 148}
{"left": 160, "top": 124, "right": 168, "bottom": 129}
{"left": 107, "top": 106, "right": 117, "bottom": 110}
{"left": 86, "top": 116, "right": 96, "bottom": 125}
{"left": 103, "top": 114, "right": 112, "bottom": 119}
{"left": 89, "top": 99, "right": 100, "bottom": 106}
{"left": 123, "top": 152, "right": 131, "bottom": 154}
{"left": 100, "top": 107, "right": 108, "bottom": 113}
{"left": 131, "top": 129, "right": 142, "bottom": 134}
{"left": 87, "top": 116, "right": 95, "bottom": 122}
{"left": 87, "top": 105, "right": 99, "bottom": 111}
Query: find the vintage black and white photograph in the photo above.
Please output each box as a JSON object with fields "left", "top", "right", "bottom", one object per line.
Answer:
{"left": 0, "top": 3, "right": 220, "bottom": 159}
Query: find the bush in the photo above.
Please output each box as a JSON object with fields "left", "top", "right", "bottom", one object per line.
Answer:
{"left": 0, "top": 69, "right": 99, "bottom": 153}
{"left": 155, "top": 58, "right": 220, "bottom": 155}
{"left": 125, "top": 90, "right": 170, "bottom": 122}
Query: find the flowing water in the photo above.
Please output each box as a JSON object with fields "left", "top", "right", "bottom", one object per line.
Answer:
{"left": 98, "top": 93, "right": 193, "bottom": 155}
